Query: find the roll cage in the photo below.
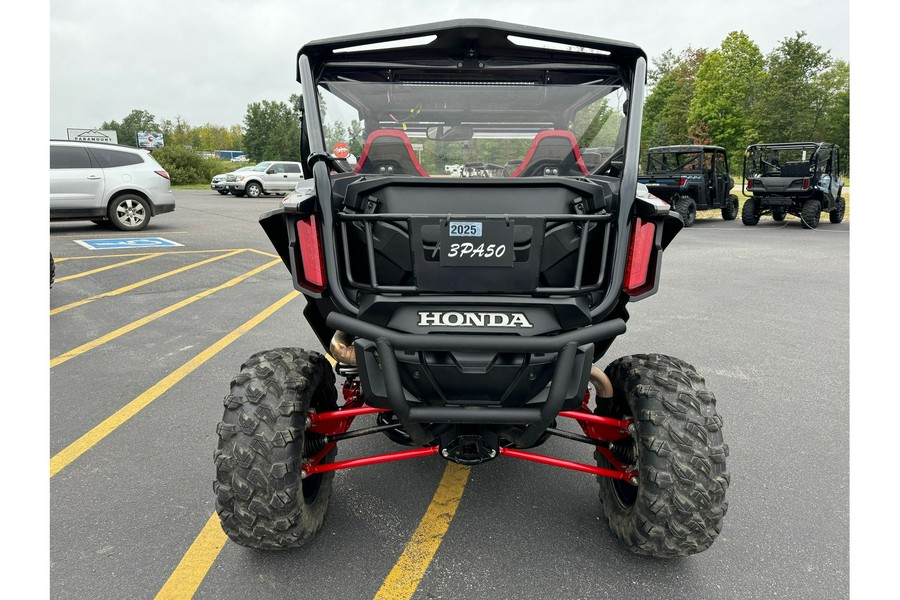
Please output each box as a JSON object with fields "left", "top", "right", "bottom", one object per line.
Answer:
{"left": 291, "top": 20, "right": 651, "bottom": 319}
{"left": 743, "top": 142, "right": 841, "bottom": 182}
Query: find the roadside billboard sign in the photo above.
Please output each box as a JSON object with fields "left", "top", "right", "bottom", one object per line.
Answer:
{"left": 137, "top": 131, "right": 165, "bottom": 149}
{"left": 66, "top": 128, "right": 118, "bottom": 144}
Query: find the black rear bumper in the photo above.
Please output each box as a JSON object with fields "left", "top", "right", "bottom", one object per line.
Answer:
{"left": 326, "top": 312, "right": 625, "bottom": 446}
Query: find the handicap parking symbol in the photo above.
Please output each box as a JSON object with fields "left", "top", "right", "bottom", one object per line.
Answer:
{"left": 75, "top": 237, "right": 184, "bottom": 250}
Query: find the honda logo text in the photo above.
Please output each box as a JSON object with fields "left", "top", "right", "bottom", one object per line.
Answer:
{"left": 417, "top": 311, "right": 533, "bottom": 328}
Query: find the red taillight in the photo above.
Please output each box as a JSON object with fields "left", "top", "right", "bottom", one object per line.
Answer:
{"left": 679, "top": 177, "right": 686, "bottom": 187}
{"left": 623, "top": 218, "right": 656, "bottom": 296}
{"left": 747, "top": 179, "right": 754, "bottom": 190}
{"left": 155, "top": 170, "right": 170, "bottom": 180}
{"left": 297, "top": 215, "right": 326, "bottom": 291}
{"left": 802, "top": 178, "right": 809, "bottom": 190}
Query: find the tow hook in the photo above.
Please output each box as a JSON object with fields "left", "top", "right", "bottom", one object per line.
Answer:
{"left": 440, "top": 432, "right": 500, "bottom": 466}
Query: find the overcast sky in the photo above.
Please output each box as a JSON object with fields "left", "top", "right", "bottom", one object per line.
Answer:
{"left": 48, "top": 0, "right": 850, "bottom": 139}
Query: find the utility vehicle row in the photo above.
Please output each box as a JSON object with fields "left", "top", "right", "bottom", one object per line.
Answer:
{"left": 638, "top": 142, "right": 844, "bottom": 229}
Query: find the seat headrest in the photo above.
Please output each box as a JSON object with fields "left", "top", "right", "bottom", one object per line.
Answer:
{"left": 509, "top": 130, "right": 590, "bottom": 177}
{"left": 353, "top": 130, "right": 429, "bottom": 176}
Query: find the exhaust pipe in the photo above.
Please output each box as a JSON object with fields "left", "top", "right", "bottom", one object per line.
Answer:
{"left": 329, "top": 330, "right": 357, "bottom": 366}
{"left": 589, "top": 366, "right": 613, "bottom": 398}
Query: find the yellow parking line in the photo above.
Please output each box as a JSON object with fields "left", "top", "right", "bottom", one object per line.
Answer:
{"left": 49, "top": 290, "right": 299, "bottom": 477}
{"left": 51, "top": 258, "right": 282, "bottom": 368}
{"left": 245, "top": 248, "right": 281, "bottom": 259}
{"left": 154, "top": 513, "right": 228, "bottom": 600}
{"left": 54, "top": 252, "right": 163, "bottom": 282}
{"left": 50, "top": 249, "right": 246, "bottom": 315}
{"left": 374, "top": 463, "right": 471, "bottom": 600}
{"left": 152, "top": 452, "right": 469, "bottom": 600}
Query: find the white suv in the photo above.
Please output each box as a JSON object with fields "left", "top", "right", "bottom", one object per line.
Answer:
{"left": 224, "top": 161, "right": 303, "bottom": 198}
{"left": 50, "top": 140, "right": 176, "bottom": 231}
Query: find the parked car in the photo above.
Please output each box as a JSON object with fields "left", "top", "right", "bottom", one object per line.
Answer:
{"left": 225, "top": 161, "right": 304, "bottom": 197}
{"left": 49, "top": 140, "right": 175, "bottom": 231}
{"left": 211, "top": 166, "right": 252, "bottom": 195}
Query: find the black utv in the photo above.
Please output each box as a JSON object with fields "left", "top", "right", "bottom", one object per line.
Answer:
{"left": 637, "top": 145, "right": 739, "bottom": 227}
{"left": 213, "top": 20, "right": 729, "bottom": 558}
{"left": 741, "top": 142, "right": 845, "bottom": 229}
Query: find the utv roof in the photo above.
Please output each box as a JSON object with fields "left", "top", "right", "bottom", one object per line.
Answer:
{"left": 297, "top": 19, "right": 646, "bottom": 77}
{"left": 746, "top": 142, "right": 836, "bottom": 150}
{"left": 648, "top": 145, "right": 725, "bottom": 153}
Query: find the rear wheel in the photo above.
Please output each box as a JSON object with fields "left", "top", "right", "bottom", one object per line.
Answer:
{"left": 214, "top": 348, "right": 338, "bottom": 549}
{"left": 673, "top": 196, "right": 697, "bottom": 227}
{"left": 801, "top": 199, "right": 822, "bottom": 229}
{"left": 594, "top": 354, "right": 729, "bottom": 557}
{"left": 771, "top": 208, "right": 787, "bottom": 222}
{"left": 741, "top": 197, "right": 760, "bottom": 226}
{"left": 218, "top": 190, "right": 229, "bottom": 195}
{"left": 720, "top": 194, "right": 739, "bottom": 221}
{"left": 829, "top": 197, "right": 845, "bottom": 224}
{"left": 232, "top": 190, "right": 245, "bottom": 198}
{"left": 108, "top": 194, "right": 150, "bottom": 231}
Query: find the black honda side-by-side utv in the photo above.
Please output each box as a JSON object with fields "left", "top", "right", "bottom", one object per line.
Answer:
{"left": 638, "top": 145, "right": 739, "bottom": 227}
{"left": 742, "top": 142, "right": 845, "bottom": 229}
{"left": 213, "top": 19, "right": 729, "bottom": 558}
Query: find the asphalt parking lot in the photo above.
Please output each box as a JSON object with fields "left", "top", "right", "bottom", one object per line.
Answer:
{"left": 50, "top": 189, "right": 849, "bottom": 599}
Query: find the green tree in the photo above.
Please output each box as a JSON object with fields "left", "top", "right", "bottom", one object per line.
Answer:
{"left": 242, "top": 98, "right": 301, "bottom": 162}
{"left": 688, "top": 31, "right": 764, "bottom": 170}
{"left": 228, "top": 125, "right": 244, "bottom": 151}
{"left": 159, "top": 116, "right": 195, "bottom": 148}
{"left": 820, "top": 60, "right": 850, "bottom": 173}
{"left": 346, "top": 119, "right": 365, "bottom": 157}
{"left": 641, "top": 47, "right": 706, "bottom": 154}
{"left": 752, "top": 32, "right": 832, "bottom": 143}
{"left": 647, "top": 49, "right": 680, "bottom": 86}
{"left": 573, "top": 98, "right": 616, "bottom": 149}
{"left": 194, "top": 123, "right": 239, "bottom": 152}
{"left": 101, "top": 109, "right": 160, "bottom": 148}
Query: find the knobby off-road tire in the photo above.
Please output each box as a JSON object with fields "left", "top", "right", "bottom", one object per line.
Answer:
{"left": 594, "top": 354, "right": 729, "bottom": 557}
{"left": 673, "top": 196, "right": 697, "bottom": 227}
{"left": 721, "top": 194, "right": 739, "bottom": 221}
{"left": 801, "top": 199, "right": 822, "bottom": 229}
{"left": 741, "top": 197, "right": 760, "bottom": 226}
{"left": 829, "top": 196, "right": 845, "bottom": 224}
{"left": 214, "top": 348, "right": 338, "bottom": 549}
{"left": 771, "top": 207, "right": 787, "bottom": 222}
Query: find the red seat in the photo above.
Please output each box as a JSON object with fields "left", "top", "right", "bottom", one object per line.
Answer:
{"left": 353, "top": 130, "right": 429, "bottom": 176}
{"left": 509, "top": 130, "right": 590, "bottom": 177}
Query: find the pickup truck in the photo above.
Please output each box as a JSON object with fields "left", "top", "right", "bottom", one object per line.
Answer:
{"left": 225, "top": 161, "right": 304, "bottom": 198}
